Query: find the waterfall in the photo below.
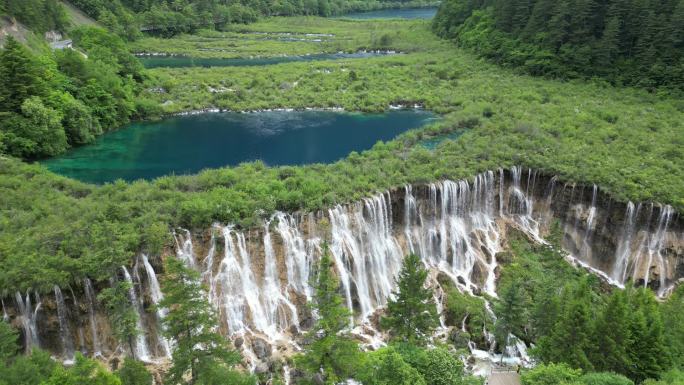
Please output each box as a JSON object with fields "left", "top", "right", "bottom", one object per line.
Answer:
{"left": 19, "top": 166, "right": 670, "bottom": 366}
{"left": 274, "top": 212, "right": 314, "bottom": 301}
{"left": 328, "top": 193, "right": 404, "bottom": 322}
{"left": 15, "top": 291, "right": 40, "bottom": 353}
{"left": 54, "top": 286, "right": 75, "bottom": 362}
{"left": 174, "top": 229, "right": 197, "bottom": 269}
{"left": 647, "top": 206, "right": 674, "bottom": 295}
{"left": 263, "top": 222, "right": 300, "bottom": 336}
{"left": 613, "top": 202, "right": 637, "bottom": 282}
{"left": 84, "top": 278, "right": 102, "bottom": 357}
{"left": 2, "top": 299, "right": 8, "bottom": 322}
{"left": 141, "top": 255, "right": 172, "bottom": 358}
{"left": 121, "top": 266, "right": 151, "bottom": 362}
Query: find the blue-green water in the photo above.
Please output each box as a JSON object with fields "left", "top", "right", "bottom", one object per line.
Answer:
{"left": 340, "top": 7, "right": 438, "bottom": 19}
{"left": 421, "top": 131, "right": 466, "bottom": 149}
{"left": 139, "top": 51, "right": 394, "bottom": 69}
{"left": 44, "top": 110, "right": 436, "bottom": 184}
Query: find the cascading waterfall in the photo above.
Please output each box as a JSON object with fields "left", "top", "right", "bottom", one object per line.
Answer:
{"left": 167, "top": 167, "right": 679, "bottom": 365}
{"left": 274, "top": 212, "right": 315, "bottom": 301}
{"left": 121, "top": 266, "right": 151, "bottom": 362}
{"left": 68, "top": 286, "right": 87, "bottom": 354}
{"left": 641, "top": 206, "right": 674, "bottom": 295}
{"left": 5, "top": 167, "right": 680, "bottom": 367}
{"left": 141, "top": 255, "right": 172, "bottom": 358}
{"left": 2, "top": 299, "right": 8, "bottom": 322}
{"left": 14, "top": 291, "right": 40, "bottom": 353}
{"left": 84, "top": 278, "right": 102, "bottom": 357}
{"left": 174, "top": 229, "right": 197, "bottom": 269}
{"left": 54, "top": 286, "right": 75, "bottom": 362}
{"left": 263, "top": 222, "right": 300, "bottom": 336}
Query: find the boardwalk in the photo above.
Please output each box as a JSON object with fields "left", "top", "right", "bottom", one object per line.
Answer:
{"left": 487, "top": 371, "right": 521, "bottom": 385}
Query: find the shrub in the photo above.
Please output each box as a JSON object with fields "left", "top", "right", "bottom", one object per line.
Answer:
{"left": 521, "top": 363, "right": 582, "bottom": 385}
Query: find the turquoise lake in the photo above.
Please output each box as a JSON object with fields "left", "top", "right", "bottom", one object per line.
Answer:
{"left": 44, "top": 110, "right": 437, "bottom": 184}
{"left": 340, "top": 7, "right": 438, "bottom": 19}
{"left": 139, "top": 51, "right": 394, "bottom": 68}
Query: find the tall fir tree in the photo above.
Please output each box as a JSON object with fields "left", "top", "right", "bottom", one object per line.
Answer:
{"left": 295, "top": 246, "right": 361, "bottom": 385}
{"left": 0, "top": 37, "right": 48, "bottom": 113}
{"left": 536, "top": 281, "right": 594, "bottom": 371}
{"left": 381, "top": 254, "right": 438, "bottom": 346}
{"left": 159, "top": 257, "right": 251, "bottom": 385}
{"left": 592, "top": 289, "right": 632, "bottom": 375}
{"left": 493, "top": 281, "right": 527, "bottom": 353}
{"left": 97, "top": 280, "right": 140, "bottom": 360}
{"left": 627, "top": 288, "right": 670, "bottom": 383}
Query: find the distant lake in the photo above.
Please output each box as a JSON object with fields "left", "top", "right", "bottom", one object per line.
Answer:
{"left": 44, "top": 110, "right": 437, "bottom": 183}
{"left": 139, "top": 51, "right": 396, "bottom": 68}
{"left": 339, "top": 7, "right": 438, "bottom": 19}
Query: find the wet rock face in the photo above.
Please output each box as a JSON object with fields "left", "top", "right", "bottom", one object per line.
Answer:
{"left": 1, "top": 167, "right": 682, "bottom": 370}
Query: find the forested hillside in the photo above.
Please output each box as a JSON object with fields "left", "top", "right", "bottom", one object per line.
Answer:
{"left": 432, "top": 0, "right": 684, "bottom": 90}
{"left": 0, "top": 30, "right": 149, "bottom": 158}
{"left": 0, "top": 0, "right": 69, "bottom": 33}
{"left": 66, "top": 0, "right": 437, "bottom": 37}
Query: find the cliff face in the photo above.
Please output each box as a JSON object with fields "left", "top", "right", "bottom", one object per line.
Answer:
{"left": 2, "top": 167, "right": 682, "bottom": 371}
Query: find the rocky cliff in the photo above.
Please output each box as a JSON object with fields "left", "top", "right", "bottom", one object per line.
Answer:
{"left": 2, "top": 167, "right": 682, "bottom": 375}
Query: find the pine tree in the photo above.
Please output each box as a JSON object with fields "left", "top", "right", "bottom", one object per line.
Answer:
{"left": 627, "top": 288, "right": 670, "bottom": 383}
{"left": 592, "top": 289, "right": 632, "bottom": 375}
{"left": 381, "top": 254, "right": 438, "bottom": 346}
{"left": 295, "top": 246, "right": 361, "bottom": 384}
{"left": 0, "top": 36, "right": 48, "bottom": 113}
{"left": 596, "top": 15, "right": 621, "bottom": 69}
{"left": 536, "top": 281, "right": 594, "bottom": 371}
{"left": 159, "top": 257, "right": 248, "bottom": 385}
{"left": 493, "top": 281, "right": 527, "bottom": 353}
{"left": 97, "top": 280, "right": 140, "bottom": 360}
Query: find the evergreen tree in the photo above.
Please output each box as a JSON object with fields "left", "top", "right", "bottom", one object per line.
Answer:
{"left": 381, "top": 254, "right": 438, "bottom": 346}
{"left": 530, "top": 278, "right": 560, "bottom": 340}
{"left": 0, "top": 37, "right": 48, "bottom": 113}
{"left": 592, "top": 289, "right": 632, "bottom": 375}
{"left": 493, "top": 281, "right": 527, "bottom": 352}
{"left": 536, "top": 281, "right": 594, "bottom": 371}
{"left": 661, "top": 286, "right": 684, "bottom": 368}
{"left": 97, "top": 280, "right": 140, "bottom": 360}
{"left": 627, "top": 288, "right": 670, "bottom": 383}
{"left": 295, "top": 246, "right": 361, "bottom": 385}
{"left": 159, "top": 257, "right": 251, "bottom": 385}
{"left": 596, "top": 15, "right": 621, "bottom": 69}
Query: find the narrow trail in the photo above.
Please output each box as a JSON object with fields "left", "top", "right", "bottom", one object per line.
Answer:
{"left": 487, "top": 371, "right": 521, "bottom": 385}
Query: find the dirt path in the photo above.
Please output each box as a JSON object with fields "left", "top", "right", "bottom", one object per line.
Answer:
{"left": 487, "top": 372, "right": 521, "bottom": 385}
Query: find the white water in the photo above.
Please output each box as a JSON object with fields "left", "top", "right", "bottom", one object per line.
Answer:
{"left": 121, "top": 266, "right": 151, "bottom": 361}
{"left": 2, "top": 299, "right": 8, "bottom": 322}
{"left": 84, "top": 278, "right": 102, "bottom": 357}
{"left": 165, "top": 168, "right": 679, "bottom": 362}
{"left": 54, "top": 286, "right": 75, "bottom": 363}
{"left": 14, "top": 291, "right": 40, "bottom": 353}
{"left": 140, "top": 255, "right": 172, "bottom": 358}
{"left": 13, "top": 167, "right": 680, "bottom": 367}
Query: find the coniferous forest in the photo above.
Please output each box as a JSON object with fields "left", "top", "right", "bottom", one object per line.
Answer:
{"left": 432, "top": 0, "right": 684, "bottom": 89}
{"left": 0, "top": 0, "right": 683, "bottom": 385}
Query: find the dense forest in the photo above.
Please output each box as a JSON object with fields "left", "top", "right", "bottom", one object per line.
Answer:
{"left": 432, "top": 0, "right": 684, "bottom": 90}
{"left": 0, "top": 0, "right": 70, "bottom": 33}
{"left": 66, "top": 0, "right": 437, "bottom": 37}
{"left": 0, "top": 31, "right": 149, "bottom": 158}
